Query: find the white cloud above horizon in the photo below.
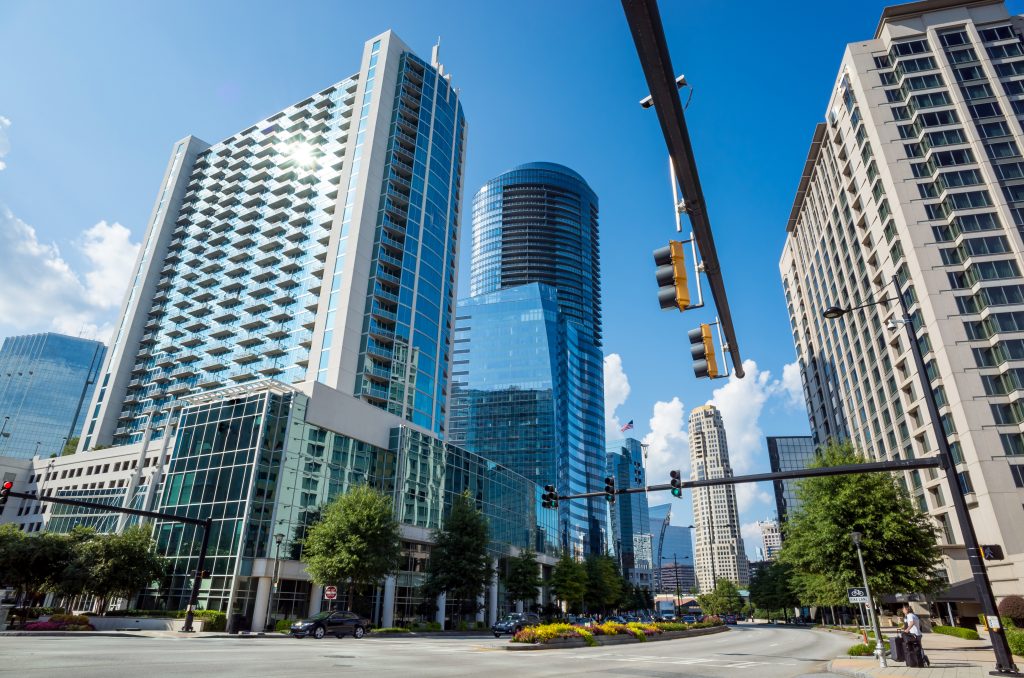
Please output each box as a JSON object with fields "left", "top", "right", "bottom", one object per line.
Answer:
{"left": 603, "top": 353, "right": 632, "bottom": 439}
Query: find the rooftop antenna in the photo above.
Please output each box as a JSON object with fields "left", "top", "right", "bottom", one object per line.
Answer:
{"left": 431, "top": 36, "right": 442, "bottom": 73}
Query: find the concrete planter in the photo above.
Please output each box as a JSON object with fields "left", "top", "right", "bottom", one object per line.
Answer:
{"left": 83, "top": 616, "right": 204, "bottom": 632}
{"left": 506, "top": 624, "right": 728, "bottom": 651}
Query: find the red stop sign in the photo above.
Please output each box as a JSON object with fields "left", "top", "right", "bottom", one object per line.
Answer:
{"left": 324, "top": 586, "right": 338, "bottom": 600}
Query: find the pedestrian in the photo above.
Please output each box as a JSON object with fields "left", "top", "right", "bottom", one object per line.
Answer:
{"left": 902, "top": 603, "right": 922, "bottom": 637}
{"left": 902, "top": 603, "right": 930, "bottom": 667}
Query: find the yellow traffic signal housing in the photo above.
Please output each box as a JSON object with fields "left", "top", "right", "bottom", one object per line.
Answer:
{"left": 654, "top": 240, "right": 690, "bottom": 311}
{"left": 687, "top": 323, "right": 720, "bottom": 379}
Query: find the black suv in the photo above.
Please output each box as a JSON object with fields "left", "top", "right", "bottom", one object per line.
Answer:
{"left": 291, "top": 610, "right": 371, "bottom": 639}
{"left": 491, "top": 612, "right": 541, "bottom": 638}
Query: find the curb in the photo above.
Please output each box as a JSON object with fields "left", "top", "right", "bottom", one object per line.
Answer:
{"left": 505, "top": 624, "right": 728, "bottom": 651}
{"left": 826, "top": 660, "right": 874, "bottom": 678}
{"left": 0, "top": 631, "right": 147, "bottom": 638}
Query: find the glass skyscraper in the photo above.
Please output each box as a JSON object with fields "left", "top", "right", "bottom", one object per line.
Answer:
{"left": 0, "top": 332, "right": 106, "bottom": 459}
{"left": 451, "top": 162, "right": 606, "bottom": 556}
{"left": 79, "top": 30, "right": 465, "bottom": 452}
{"left": 648, "top": 502, "right": 695, "bottom": 593}
{"left": 606, "top": 438, "right": 652, "bottom": 588}
{"left": 766, "top": 435, "right": 818, "bottom": 523}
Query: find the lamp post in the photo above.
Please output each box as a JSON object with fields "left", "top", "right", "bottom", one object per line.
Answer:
{"left": 851, "top": 531, "right": 886, "bottom": 668}
{"left": 265, "top": 532, "right": 285, "bottom": 630}
{"left": 823, "top": 274, "right": 1019, "bottom": 673}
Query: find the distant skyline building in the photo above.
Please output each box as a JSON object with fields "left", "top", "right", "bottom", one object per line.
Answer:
{"left": 451, "top": 162, "right": 607, "bottom": 556}
{"left": 606, "top": 438, "right": 653, "bottom": 589}
{"left": 79, "top": 29, "right": 466, "bottom": 452}
{"left": 757, "top": 519, "right": 782, "bottom": 561}
{"left": 766, "top": 435, "right": 818, "bottom": 523}
{"left": 648, "top": 502, "right": 695, "bottom": 594}
{"left": 689, "top": 405, "right": 749, "bottom": 592}
{"left": 780, "top": 0, "right": 1024, "bottom": 600}
{"left": 0, "top": 332, "right": 105, "bottom": 459}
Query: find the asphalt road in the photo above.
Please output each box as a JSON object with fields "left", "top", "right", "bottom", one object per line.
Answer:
{"left": 0, "top": 623, "right": 852, "bottom": 678}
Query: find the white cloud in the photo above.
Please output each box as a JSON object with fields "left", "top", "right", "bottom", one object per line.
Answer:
{"left": 641, "top": 397, "right": 689, "bottom": 485}
{"left": 0, "top": 116, "right": 10, "bottom": 171}
{"left": 709, "top": 359, "right": 775, "bottom": 473}
{"left": 0, "top": 207, "right": 138, "bottom": 342}
{"left": 741, "top": 521, "right": 765, "bottom": 561}
{"left": 603, "top": 353, "right": 631, "bottom": 438}
{"left": 780, "top": 360, "right": 805, "bottom": 409}
{"left": 735, "top": 482, "right": 774, "bottom": 514}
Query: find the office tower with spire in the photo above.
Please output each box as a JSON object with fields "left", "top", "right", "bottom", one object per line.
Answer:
{"left": 449, "top": 162, "right": 608, "bottom": 556}
{"left": 780, "top": 0, "right": 1024, "bottom": 599}
{"left": 689, "top": 405, "right": 749, "bottom": 592}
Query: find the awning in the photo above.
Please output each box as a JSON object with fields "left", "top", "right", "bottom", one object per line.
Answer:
{"left": 930, "top": 579, "right": 981, "bottom": 604}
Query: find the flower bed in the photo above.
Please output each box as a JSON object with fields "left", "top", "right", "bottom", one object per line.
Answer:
{"left": 511, "top": 619, "right": 724, "bottom": 646}
{"left": 24, "top": 614, "right": 95, "bottom": 632}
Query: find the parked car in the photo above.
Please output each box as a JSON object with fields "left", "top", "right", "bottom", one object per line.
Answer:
{"left": 573, "top": 616, "right": 596, "bottom": 627}
{"left": 491, "top": 612, "right": 541, "bottom": 638}
{"left": 724, "top": 614, "right": 738, "bottom": 625}
{"left": 657, "top": 611, "right": 676, "bottom": 622}
{"left": 681, "top": 615, "right": 698, "bottom": 624}
{"left": 291, "top": 610, "right": 371, "bottom": 639}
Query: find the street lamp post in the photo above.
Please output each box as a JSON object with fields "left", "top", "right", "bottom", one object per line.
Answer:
{"left": 265, "top": 533, "right": 285, "bottom": 630}
{"left": 824, "top": 274, "right": 1019, "bottom": 673}
{"left": 851, "top": 531, "right": 886, "bottom": 668}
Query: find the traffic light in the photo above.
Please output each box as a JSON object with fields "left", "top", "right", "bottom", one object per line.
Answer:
{"left": 542, "top": 484, "right": 559, "bottom": 510}
{"left": 688, "top": 324, "right": 719, "bottom": 379}
{"left": 604, "top": 476, "right": 616, "bottom": 503}
{"left": 0, "top": 480, "right": 12, "bottom": 511}
{"left": 980, "top": 544, "right": 1005, "bottom": 560}
{"left": 653, "top": 241, "right": 690, "bottom": 311}
{"left": 670, "top": 470, "right": 682, "bottom": 498}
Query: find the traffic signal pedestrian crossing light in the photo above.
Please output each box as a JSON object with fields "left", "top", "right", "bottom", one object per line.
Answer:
{"left": 654, "top": 241, "right": 690, "bottom": 311}
{"left": 604, "top": 476, "right": 616, "bottom": 503}
{"left": 980, "top": 544, "right": 1005, "bottom": 560}
{"left": 670, "top": 470, "right": 682, "bottom": 498}
{"left": 688, "top": 324, "right": 719, "bottom": 379}
{"left": 0, "top": 480, "right": 12, "bottom": 511}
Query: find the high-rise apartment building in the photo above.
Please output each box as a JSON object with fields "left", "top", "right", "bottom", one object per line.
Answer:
{"left": 79, "top": 30, "right": 465, "bottom": 452}
{"left": 0, "top": 333, "right": 106, "bottom": 458}
{"left": 689, "top": 405, "right": 749, "bottom": 591}
{"left": 766, "top": 435, "right": 818, "bottom": 523}
{"left": 757, "top": 519, "right": 782, "bottom": 561}
{"left": 450, "top": 162, "right": 608, "bottom": 556}
{"left": 648, "top": 502, "right": 696, "bottom": 594}
{"left": 606, "top": 438, "right": 653, "bottom": 589}
{"left": 780, "top": 0, "right": 1024, "bottom": 598}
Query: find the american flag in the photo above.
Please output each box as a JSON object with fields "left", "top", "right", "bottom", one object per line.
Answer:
{"left": 620, "top": 419, "right": 634, "bottom": 433}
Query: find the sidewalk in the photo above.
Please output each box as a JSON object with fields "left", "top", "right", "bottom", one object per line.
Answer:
{"left": 826, "top": 626, "right": 1014, "bottom": 678}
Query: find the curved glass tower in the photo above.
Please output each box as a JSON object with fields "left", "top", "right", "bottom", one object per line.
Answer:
{"left": 470, "top": 162, "right": 601, "bottom": 345}
{"left": 453, "top": 162, "right": 607, "bottom": 557}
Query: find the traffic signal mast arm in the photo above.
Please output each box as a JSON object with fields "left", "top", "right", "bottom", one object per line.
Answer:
{"left": 543, "top": 457, "right": 941, "bottom": 502}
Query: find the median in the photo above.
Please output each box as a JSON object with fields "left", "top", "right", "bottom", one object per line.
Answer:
{"left": 506, "top": 620, "right": 727, "bottom": 650}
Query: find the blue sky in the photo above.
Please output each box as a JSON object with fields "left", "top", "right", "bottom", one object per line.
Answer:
{"left": 4, "top": 0, "right": 1021, "bottom": 557}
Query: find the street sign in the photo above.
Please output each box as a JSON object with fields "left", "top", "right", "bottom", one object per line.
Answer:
{"left": 324, "top": 585, "right": 338, "bottom": 600}
{"left": 847, "top": 587, "right": 869, "bottom": 604}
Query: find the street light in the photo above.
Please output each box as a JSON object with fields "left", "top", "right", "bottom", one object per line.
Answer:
{"left": 824, "top": 274, "right": 1019, "bottom": 673}
{"left": 850, "top": 531, "right": 886, "bottom": 668}
{"left": 265, "top": 532, "right": 286, "bottom": 630}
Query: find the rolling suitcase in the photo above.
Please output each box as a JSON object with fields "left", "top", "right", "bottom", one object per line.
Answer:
{"left": 904, "top": 634, "right": 929, "bottom": 667}
{"left": 891, "top": 634, "right": 905, "bottom": 662}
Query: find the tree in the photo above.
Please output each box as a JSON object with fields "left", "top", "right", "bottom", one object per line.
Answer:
{"left": 0, "top": 526, "right": 81, "bottom": 605}
{"left": 749, "top": 561, "right": 799, "bottom": 621}
{"left": 422, "top": 492, "right": 491, "bottom": 624}
{"left": 584, "top": 555, "right": 622, "bottom": 614}
{"left": 80, "top": 526, "right": 166, "bottom": 613}
{"left": 62, "top": 437, "right": 79, "bottom": 456}
{"left": 551, "top": 552, "right": 587, "bottom": 613}
{"left": 503, "top": 549, "right": 542, "bottom": 605}
{"left": 301, "top": 484, "right": 401, "bottom": 612}
{"left": 779, "top": 441, "right": 943, "bottom": 606}
{"left": 697, "top": 579, "right": 744, "bottom": 616}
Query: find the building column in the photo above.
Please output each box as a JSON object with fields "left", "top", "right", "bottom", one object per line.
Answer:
{"left": 382, "top": 576, "right": 396, "bottom": 628}
{"left": 475, "top": 594, "right": 485, "bottom": 624}
{"left": 488, "top": 557, "right": 499, "bottom": 626}
{"left": 435, "top": 592, "right": 446, "bottom": 628}
{"left": 308, "top": 585, "right": 323, "bottom": 617}
{"left": 537, "top": 562, "right": 545, "bottom": 609}
{"left": 251, "top": 577, "right": 272, "bottom": 632}
{"left": 515, "top": 600, "right": 524, "bottom": 613}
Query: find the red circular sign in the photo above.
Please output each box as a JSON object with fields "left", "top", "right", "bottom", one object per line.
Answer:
{"left": 324, "top": 586, "right": 338, "bottom": 600}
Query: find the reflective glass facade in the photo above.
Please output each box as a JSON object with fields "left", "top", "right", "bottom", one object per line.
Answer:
{"left": 606, "top": 438, "right": 652, "bottom": 587}
{"left": 353, "top": 52, "right": 466, "bottom": 435}
{"left": 449, "top": 283, "right": 607, "bottom": 557}
{"left": 648, "top": 503, "right": 695, "bottom": 593}
{"left": 766, "top": 436, "right": 818, "bottom": 523}
{"left": 0, "top": 333, "right": 105, "bottom": 458}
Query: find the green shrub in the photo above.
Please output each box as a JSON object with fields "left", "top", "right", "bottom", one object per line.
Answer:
{"left": 191, "top": 610, "right": 226, "bottom": 632}
{"left": 50, "top": 614, "right": 90, "bottom": 625}
{"left": 274, "top": 619, "right": 294, "bottom": 633}
{"left": 1006, "top": 628, "right": 1024, "bottom": 658}
{"left": 849, "top": 641, "right": 876, "bottom": 656}
{"left": 999, "top": 595, "right": 1024, "bottom": 628}
{"left": 371, "top": 627, "right": 411, "bottom": 634}
{"left": 933, "top": 625, "right": 980, "bottom": 640}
